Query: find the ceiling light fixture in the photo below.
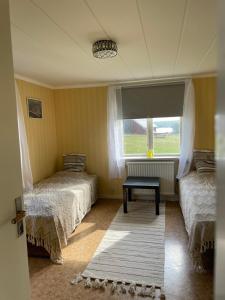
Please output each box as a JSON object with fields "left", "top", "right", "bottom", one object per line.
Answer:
{"left": 92, "top": 40, "right": 117, "bottom": 59}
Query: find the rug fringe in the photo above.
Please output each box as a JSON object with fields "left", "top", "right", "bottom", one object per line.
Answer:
{"left": 111, "top": 281, "right": 118, "bottom": 293}
{"left": 70, "top": 272, "right": 83, "bottom": 285}
{"left": 84, "top": 277, "right": 92, "bottom": 288}
{"left": 128, "top": 282, "right": 136, "bottom": 295}
{"left": 71, "top": 274, "right": 165, "bottom": 298}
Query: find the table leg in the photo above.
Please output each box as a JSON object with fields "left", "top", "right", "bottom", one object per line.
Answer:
{"left": 155, "top": 188, "right": 160, "bottom": 215}
{"left": 123, "top": 187, "right": 128, "bottom": 213}
{"left": 128, "top": 188, "right": 132, "bottom": 201}
{"left": 158, "top": 186, "right": 160, "bottom": 203}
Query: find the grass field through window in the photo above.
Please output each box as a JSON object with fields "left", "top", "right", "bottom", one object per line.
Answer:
{"left": 124, "top": 133, "right": 180, "bottom": 155}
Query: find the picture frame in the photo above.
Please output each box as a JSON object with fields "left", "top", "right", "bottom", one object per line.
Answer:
{"left": 27, "top": 98, "right": 42, "bottom": 119}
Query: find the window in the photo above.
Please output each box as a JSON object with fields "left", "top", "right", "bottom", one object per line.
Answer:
{"left": 123, "top": 117, "right": 180, "bottom": 156}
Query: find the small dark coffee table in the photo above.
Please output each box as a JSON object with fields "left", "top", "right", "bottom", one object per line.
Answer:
{"left": 122, "top": 176, "right": 160, "bottom": 215}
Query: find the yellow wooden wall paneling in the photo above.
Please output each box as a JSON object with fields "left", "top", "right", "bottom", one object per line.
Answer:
{"left": 193, "top": 77, "right": 216, "bottom": 150}
{"left": 17, "top": 79, "right": 57, "bottom": 183}
{"left": 54, "top": 77, "right": 216, "bottom": 196}
{"left": 54, "top": 87, "right": 122, "bottom": 197}
{"left": 17, "top": 76, "right": 216, "bottom": 196}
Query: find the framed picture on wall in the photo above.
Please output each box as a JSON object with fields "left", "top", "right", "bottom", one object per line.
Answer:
{"left": 27, "top": 98, "right": 42, "bottom": 118}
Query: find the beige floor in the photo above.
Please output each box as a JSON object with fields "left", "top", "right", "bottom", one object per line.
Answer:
{"left": 29, "top": 199, "right": 213, "bottom": 300}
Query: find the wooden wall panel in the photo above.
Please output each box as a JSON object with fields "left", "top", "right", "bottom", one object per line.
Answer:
{"left": 193, "top": 77, "right": 216, "bottom": 150}
{"left": 17, "top": 79, "right": 57, "bottom": 183}
{"left": 54, "top": 78, "right": 216, "bottom": 196}
{"left": 54, "top": 87, "right": 122, "bottom": 197}
{"left": 16, "top": 76, "right": 216, "bottom": 195}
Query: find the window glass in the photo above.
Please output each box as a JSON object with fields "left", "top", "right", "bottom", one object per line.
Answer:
{"left": 123, "top": 119, "right": 148, "bottom": 155}
{"left": 123, "top": 117, "right": 180, "bottom": 156}
{"left": 153, "top": 117, "right": 180, "bottom": 155}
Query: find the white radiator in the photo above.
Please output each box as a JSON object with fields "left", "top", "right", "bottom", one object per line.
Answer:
{"left": 126, "top": 161, "right": 175, "bottom": 195}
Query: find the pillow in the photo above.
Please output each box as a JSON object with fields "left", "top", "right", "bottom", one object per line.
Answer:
{"left": 193, "top": 150, "right": 215, "bottom": 174}
{"left": 193, "top": 150, "right": 214, "bottom": 162}
{"left": 195, "top": 159, "right": 216, "bottom": 174}
{"left": 63, "top": 154, "right": 86, "bottom": 172}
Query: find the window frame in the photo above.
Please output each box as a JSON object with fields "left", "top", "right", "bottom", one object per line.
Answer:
{"left": 123, "top": 117, "right": 181, "bottom": 158}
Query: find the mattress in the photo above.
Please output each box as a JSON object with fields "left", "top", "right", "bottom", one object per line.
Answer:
{"left": 179, "top": 171, "right": 216, "bottom": 270}
{"left": 24, "top": 171, "right": 97, "bottom": 264}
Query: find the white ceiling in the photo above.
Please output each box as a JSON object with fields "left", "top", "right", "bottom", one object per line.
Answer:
{"left": 9, "top": 0, "right": 217, "bottom": 88}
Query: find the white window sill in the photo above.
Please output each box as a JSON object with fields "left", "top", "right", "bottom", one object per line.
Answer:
{"left": 124, "top": 155, "right": 179, "bottom": 161}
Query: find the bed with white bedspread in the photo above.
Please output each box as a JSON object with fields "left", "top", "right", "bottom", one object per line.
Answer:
{"left": 179, "top": 171, "right": 216, "bottom": 270}
{"left": 24, "top": 171, "right": 97, "bottom": 264}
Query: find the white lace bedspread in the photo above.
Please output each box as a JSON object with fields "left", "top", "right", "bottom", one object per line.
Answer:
{"left": 24, "top": 171, "right": 97, "bottom": 264}
{"left": 179, "top": 171, "right": 216, "bottom": 270}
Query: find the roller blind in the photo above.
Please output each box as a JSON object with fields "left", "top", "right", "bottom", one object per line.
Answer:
{"left": 121, "top": 82, "right": 185, "bottom": 119}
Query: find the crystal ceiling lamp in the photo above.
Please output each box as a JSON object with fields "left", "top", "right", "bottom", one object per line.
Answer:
{"left": 92, "top": 40, "right": 117, "bottom": 59}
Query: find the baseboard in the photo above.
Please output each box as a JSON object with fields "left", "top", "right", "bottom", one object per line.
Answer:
{"left": 97, "top": 194, "right": 122, "bottom": 200}
{"left": 97, "top": 193, "right": 179, "bottom": 201}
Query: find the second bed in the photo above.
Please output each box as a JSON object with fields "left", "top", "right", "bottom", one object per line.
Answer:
{"left": 179, "top": 170, "right": 216, "bottom": 270}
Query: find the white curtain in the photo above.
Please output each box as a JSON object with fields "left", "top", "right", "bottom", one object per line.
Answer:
{"left": 107, "top": 86, "right": 125, "bottom": 179}
{"left": 15, "top": 81, "right": 33, "bottom": 191}
{"left": 177, "top": 79, "right": 195, "bottom": 179}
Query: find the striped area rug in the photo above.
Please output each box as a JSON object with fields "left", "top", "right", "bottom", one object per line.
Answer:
{"left": 82, "top": 201, "right": 165, "bottom": 288}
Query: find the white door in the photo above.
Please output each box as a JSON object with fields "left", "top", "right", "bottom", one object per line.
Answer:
{"left": 215, "top": 1, "right": 225, "bottom": 299}
{"left": 0, "top": 0, "right": 30, "bottom": 299}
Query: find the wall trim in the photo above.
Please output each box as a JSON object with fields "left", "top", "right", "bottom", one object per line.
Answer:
{"left": 107, "top": 72, "right": 217, "bottom": 88}
{"left": 15, "top": 72, "right": 217, "bottom": 91}
{"left": 15, "top": 74, "right": 54, "bottom": 89}
{"left": 55, "top": 72, "right": 217, "bottom": 89}
{"left": 192, "top": 72, "right": 218, "bottom": 79}
{"left": 54, "top": 83, "right": 108, "bottom": 89}
{"left": 98, "top": 194, "right": 122, "bottom": 200}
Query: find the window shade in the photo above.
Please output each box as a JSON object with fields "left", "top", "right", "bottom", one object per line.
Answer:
{"left": 121, "top": 82, "right": 185, "bottom": 119}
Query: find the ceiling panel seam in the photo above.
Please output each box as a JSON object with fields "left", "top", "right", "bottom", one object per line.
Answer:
{"left": 30, "top": 0, "right": 105, "bottom": 72}
{"left": 136, "top": 0, "right": 154, "bottom": 78}
{"left": 196, "top": 35, "right": 217, "bottom": 72}
{"left": 12, "top": 21, "right": 100, "bottom": 75}
{"left": 11, "top": 0, "right": 217, "bottom": 86}
{"left": 11, "top": 22, "right": 51, "bottom": 50}
{"left": 173, "top": 0, "right": 190, "bottom": 74}
{"left": 84, "top": 0, "right": 137, "bottom": 80}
